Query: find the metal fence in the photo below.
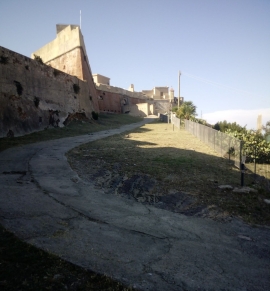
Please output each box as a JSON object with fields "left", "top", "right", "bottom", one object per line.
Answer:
{"left": 183, "top": 118, "right": 242, "bottom": 168}
{"left": 184, "top": 119, "right": 242, "bottom": 167}
{"left": 168, "top": 114, "right": 270, "bottom": 180}
{"left": 171, "top": 114, "right": 181, "bottom": 129}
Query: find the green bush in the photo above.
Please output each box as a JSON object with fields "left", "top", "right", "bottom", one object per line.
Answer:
{"left": 226, "top": 129, "right": 270, "bottom": 164}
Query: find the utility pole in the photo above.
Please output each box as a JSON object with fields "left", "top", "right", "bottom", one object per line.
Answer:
{"left": 178, "top": 70, "right": 181, "bottom": 108}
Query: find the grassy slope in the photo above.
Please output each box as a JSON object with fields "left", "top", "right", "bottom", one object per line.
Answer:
{"left": 68, "top": 121, "right": 270, "bottom": 225}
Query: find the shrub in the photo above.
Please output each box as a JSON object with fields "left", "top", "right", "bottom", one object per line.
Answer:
{"left": 34, "top": 54, "right": 43, "bottom": 64}
{"left": 226, "top": 129, "right": 270, "bottom": 164}
{"left": 34, "top": 54, "right": 43, "bottom": 63}
{"left": 92, "top": 111, "right": 99, "bottom": 120}
{"left": 172, "top": 106, "right": 178, "bottom": 113}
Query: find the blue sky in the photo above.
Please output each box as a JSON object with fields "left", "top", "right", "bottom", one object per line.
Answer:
{"left": 0, "top": 0, "right": 269, "bottom": 129}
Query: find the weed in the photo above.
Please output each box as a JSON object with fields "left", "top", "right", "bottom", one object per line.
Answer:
{"left": 34, "top": 54, "right": 43, "bottom": 64}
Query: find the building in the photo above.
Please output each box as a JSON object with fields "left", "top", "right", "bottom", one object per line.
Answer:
{"left": 142, "top": 87, "right": 171, "bottom": 100}
{"left": 32, "top": 24, "right": 99, "bottom": 112}
{"left": 93, "top": 74, "right": 110, "bottom": 85}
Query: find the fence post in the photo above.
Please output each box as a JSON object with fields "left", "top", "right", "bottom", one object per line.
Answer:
{"left": 214, "top": 131, "right": 216, "bottom": 151}
{"left": 254, "top": 146, "right": 257, "bottom": 177}
{"left": 220, "top": 133, "right": 222, "bottom": 156}
{"left": 240, "top": 141, "right": 245, "bottom": 186}
{"left": 228, "top": 137, "right": 231, "bottom": 161}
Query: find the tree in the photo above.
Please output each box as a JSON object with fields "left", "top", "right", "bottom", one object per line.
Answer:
{"left": 176, "top": 101, "right": 197, "bottom": 120}
{"left": 171, "top": 106, "right": 178, "bottom": 113}
{"left": 226, "top": 129, "right": 270, "bottom": 163}
{"left": 214, "top": 120, "right": 246, "bottom": 133}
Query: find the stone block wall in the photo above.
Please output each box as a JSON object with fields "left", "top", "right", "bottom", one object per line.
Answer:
{"left": 33, "top": 25, "right": 99, "bottom": 112}
{"left": 0, "top": 46, "right": 95, "bottom": 137}
{"left": 96, "top": 88, "right": 146, "bottom": 114}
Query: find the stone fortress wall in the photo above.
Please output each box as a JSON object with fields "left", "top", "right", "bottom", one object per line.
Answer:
{"left": 32, "top": 25, "right": 99, "bottom": 112}
{"left": 0, "top": 46, "right": 95, "bottom": 137}
{"left": 0, "top": 24, "right": 173, "bottom": 137}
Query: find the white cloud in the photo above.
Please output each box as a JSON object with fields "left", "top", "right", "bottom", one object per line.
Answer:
{"left": 203, "top": 108, "right": 270, "bottom": 130}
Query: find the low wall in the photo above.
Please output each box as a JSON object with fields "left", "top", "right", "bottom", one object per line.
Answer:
{"left": 96, "top": 88, "right": 146, "bottom": 114}
{"left": 0, "top": 46, "right": 95, "bottom": 137}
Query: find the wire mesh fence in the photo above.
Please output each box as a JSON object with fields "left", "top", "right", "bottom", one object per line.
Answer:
{"left": 168, "top": 114, "right": 270, "bottom": 181}
{"left": 245, "top": 163, "right": 270, "bottom": 180}
{"left": 181, "top": 118, "right": 242, "bottom": 168}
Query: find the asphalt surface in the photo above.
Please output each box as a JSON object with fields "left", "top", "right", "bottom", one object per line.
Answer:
{"left": 0, "top": 118, "right": 270, "bottom": 291}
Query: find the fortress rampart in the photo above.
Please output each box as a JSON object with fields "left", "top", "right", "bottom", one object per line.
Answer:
{"left": 32, "top": 25, "right": 99, "bottom": 112}
{"left": 0, "top": 24, "right": 171, "bottom": 137}
{"left": 0, "top": 46, "right": 95, "bottom": 137}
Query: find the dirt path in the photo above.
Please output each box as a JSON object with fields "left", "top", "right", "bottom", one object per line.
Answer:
{"left": 0, "top": 118, "right": 269, "bottom": 291}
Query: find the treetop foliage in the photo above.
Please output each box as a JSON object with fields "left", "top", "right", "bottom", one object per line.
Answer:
{"left": 213, "top": 120, "right": 246, "bottom": 133}
{"left": 175, "top": 101, "right": 197, "bottom": 120}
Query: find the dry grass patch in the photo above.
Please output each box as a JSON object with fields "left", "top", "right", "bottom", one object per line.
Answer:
{"left": 68, "top": 121, "right": 270, "bottom": 225}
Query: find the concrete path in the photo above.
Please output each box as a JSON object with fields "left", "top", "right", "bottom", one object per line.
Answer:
{"left": 0, "top": 118, "right": 269, "bottom": 291}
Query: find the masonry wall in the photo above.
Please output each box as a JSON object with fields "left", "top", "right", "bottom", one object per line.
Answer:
{"left": 96, "top": 88, "right": 146, "bottom": 114}
{"left": 0, "top": 46, "right": 95, "bottom": 137}
{"left": 32, "top": 25, "right": 99, "bottom": 112}
{"left": 153, "top": 99, "right": 171, "bottom": 114}
{"left": 129, "top": 103, "right": 149, "bottom": 117}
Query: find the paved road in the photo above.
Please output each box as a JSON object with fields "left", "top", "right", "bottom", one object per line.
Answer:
{"left": 0, "top": 118, "right": 269, "bottom": 291}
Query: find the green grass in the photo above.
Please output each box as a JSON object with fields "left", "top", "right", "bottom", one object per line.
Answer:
{"left": 68, "top": 121, "right": 270, "bottom": 225}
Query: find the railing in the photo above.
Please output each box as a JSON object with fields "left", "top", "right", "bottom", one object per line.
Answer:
{"left": 184, "top": 119, "right": 242, "bottom": 168}
{"left": 169, "top": 114, "right": 269, "bottom": 180}
{"left": 174, "top": 118, "right": 241, "bottom": 168}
